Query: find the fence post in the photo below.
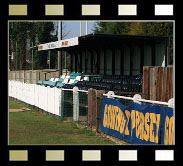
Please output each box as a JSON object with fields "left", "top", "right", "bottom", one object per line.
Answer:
{"left": 73, "top": 87, "right": 79, "bottom": 121}
{"left": 60, "top": 88, "right": 64, "bottom": 117}
{"left": 88, "top": 88, "right": 97, "bottom": 130}
{"left": 96, "top": 90, "right": 105, "bottom": 134}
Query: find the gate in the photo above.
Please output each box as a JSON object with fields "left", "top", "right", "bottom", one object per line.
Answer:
{"left": 78, "top": 92, "right": 88, "bottom": 125}
{"left": 62, "top": 90, "right": 73, "bottom": 120}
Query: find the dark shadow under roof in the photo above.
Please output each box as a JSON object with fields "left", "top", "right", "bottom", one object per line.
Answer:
{"left": 62, "top": 33, "right": 169, "bottom": 50}
{"left": 79, "top": 33, "right": 169, "bottom": 39}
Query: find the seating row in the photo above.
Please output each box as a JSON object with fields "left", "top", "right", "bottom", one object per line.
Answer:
{"left": 37, "top": 72, "right": 89, "bottom": 88}
{"left": 74, "top": 75, "right": 143, "bottom": 92}
{"left": 37, "top": 73, "right": 142, "bottom": 93}
{"left": 74, "top": 81, "right": 142, "bottom": 92}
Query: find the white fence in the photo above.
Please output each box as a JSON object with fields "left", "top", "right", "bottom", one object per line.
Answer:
{"left": 9, "top": 80, "right": 61, "bottom": 116}
{"left": 9, "top": 81, "right": 88, "bottom": 121}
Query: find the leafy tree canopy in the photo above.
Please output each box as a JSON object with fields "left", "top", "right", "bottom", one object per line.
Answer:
{"left": 93, "top": 22, "right": 173, "bottom": 64}
{"left": 9, "top": 22, "right": 58, "bottom": 70}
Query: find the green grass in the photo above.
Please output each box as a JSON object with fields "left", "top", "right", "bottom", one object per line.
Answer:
{"left": 9, "top": 98, "right": 28, "bottom": 109}
{"left": 9, "top": 98, "right": 115, "bottom": 145}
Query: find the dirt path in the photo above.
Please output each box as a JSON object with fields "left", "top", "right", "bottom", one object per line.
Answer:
{"left": 9, "top": 107, "right": 31, "bottom": 112}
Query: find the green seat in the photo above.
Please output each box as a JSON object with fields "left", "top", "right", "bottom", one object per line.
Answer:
{"left": 43, "top": 78, "right": 53, "bottom": 87}
{"left": 37, "top": 80, "right": 43, "bottom": 85}
{"left": 56, "top": 82, "right": 64, "bottom": 88}
{"left": 70, "top": 72, "right": 82, "bottom": 79}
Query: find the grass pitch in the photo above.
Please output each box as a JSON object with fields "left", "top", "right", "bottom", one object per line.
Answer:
{"left": 9, "top": 98, "right": 115, "bottom": 145}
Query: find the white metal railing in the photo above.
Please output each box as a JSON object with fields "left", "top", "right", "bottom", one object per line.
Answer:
{"left": 62, "top": 88, "right": 73, "bottom": 91}
{"left": 62, "top": 88, "right": 88, "bottom": 93}
{"left": 78, "top": 89, "right": 88, "bottom": 93}
{"left": 103, "top": 91, "right": 174, "bottom": 108}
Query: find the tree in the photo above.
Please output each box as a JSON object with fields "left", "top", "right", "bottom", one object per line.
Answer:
{"left": 9, "top": 22, "right": 29, "bottom": 70}
{"left": 9, "top": 21, "right": 60, "bottom": 70}
{"left": 128, "top": 22, "right": 144, "bottom": 35}
{"left": 32, "top": 22, "right": 56, "bottom": 69}
{"left": 26, "top": 21, "right": 70, "bottom": 70}
{"left": 93, "top": 22, "right": 173, "bottom": 64}
{"left": 93, "top": 22, "right": 131, "bottom": 34}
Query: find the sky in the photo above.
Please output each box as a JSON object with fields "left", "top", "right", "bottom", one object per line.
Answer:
{"left": 60, "top": 21, "right": 96, "bottom": 39}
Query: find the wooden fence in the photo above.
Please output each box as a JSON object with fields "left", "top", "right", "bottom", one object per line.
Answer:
{"left": 143, "top": 66, "right": 173, "bottom": 102}
{"left": 9, "top": 70, "right": 60, "bottom": 84}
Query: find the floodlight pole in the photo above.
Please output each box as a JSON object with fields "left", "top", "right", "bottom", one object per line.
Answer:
{"left": 58, "top": 21, "right": 62, "bottom": 75}
{"left": 8, "top": 54, "right": 10, "bottom": 71}
{"left": 15, "top": 42, "right": 18, "bottom": 71}
{"left": 32, "top": 42, "right": 34, "bottom": 70}
{"left": 49, "top": 50, "right": 51, "bottom": 69}
{"left": 8, "top": 40, "right": 10, "bottom": 71}
{"left": 80, "top": 21, "right": 82, "bottom": 36}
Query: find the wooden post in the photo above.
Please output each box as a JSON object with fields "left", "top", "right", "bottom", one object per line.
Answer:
{"left": 156, "top": 67, "right": 162, "bottom": 101}
{"left": 161, "top": 67, "right": 167, "bottom": 102}
{"left": 88, "top": 88, "right": 97, "bottom": 129}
